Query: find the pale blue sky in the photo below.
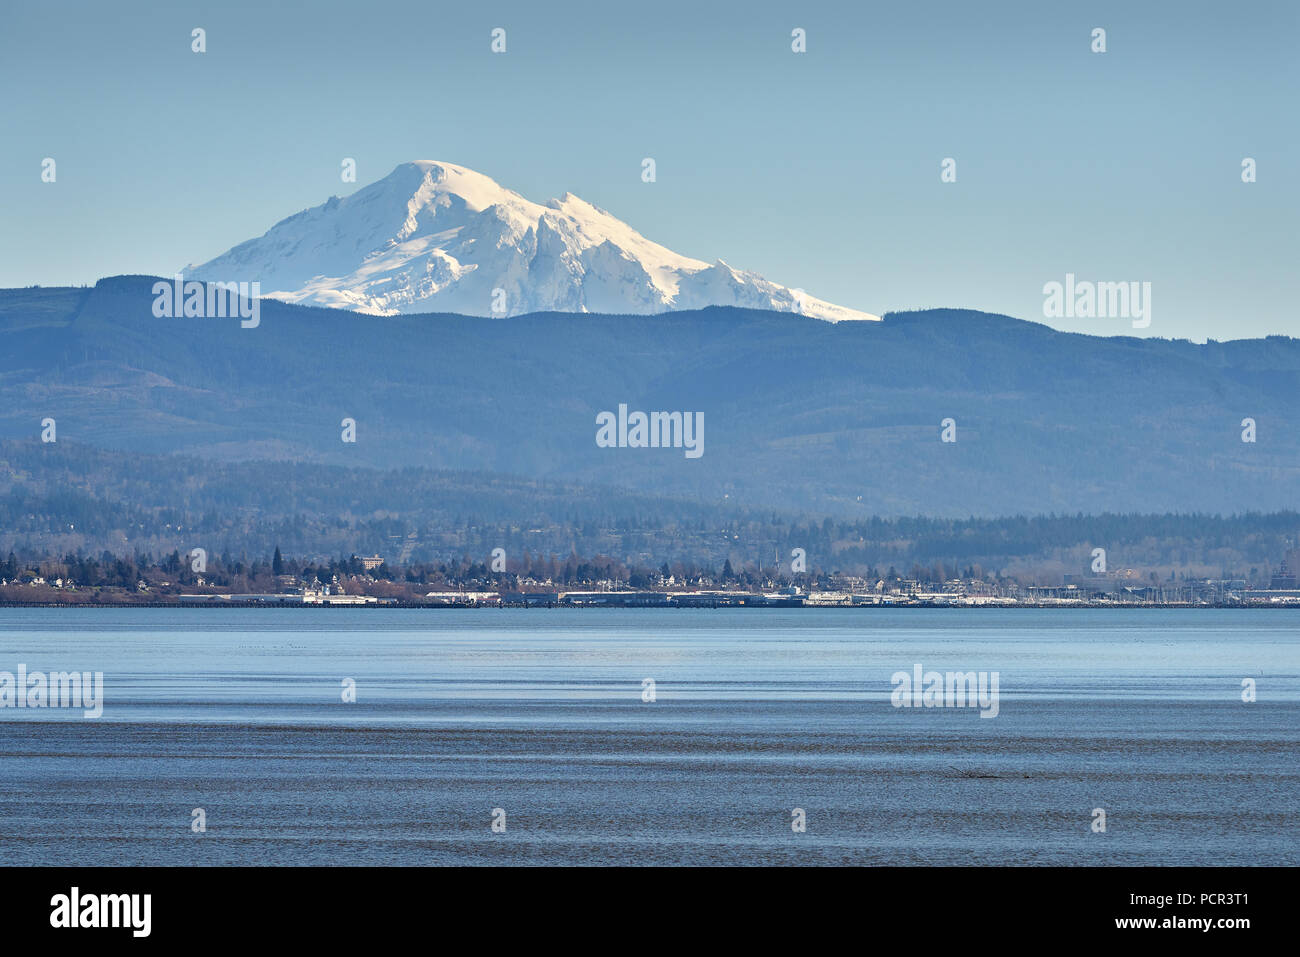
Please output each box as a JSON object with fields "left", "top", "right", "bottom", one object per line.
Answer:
{"left": 2, "top": 0, "right": 1295, "bottom": 339}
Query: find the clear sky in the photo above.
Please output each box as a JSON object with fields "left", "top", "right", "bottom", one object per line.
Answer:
{"left": 2, "top": 0, "right": 1295, "bottom": 340}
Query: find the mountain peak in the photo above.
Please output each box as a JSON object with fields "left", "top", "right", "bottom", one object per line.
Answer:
{"left": 191, "top": 162, "right": 878, "bottom": 322}
{"left": 390, "top": 161, "right": 526, "bottom": 210}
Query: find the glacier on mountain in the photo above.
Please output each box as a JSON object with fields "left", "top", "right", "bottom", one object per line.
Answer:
{"left": 190, "top": 161, "right": 877, "bottom": 322}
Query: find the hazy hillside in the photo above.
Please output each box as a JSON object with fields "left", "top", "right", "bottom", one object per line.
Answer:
{"left": 2, "top": 441, "right": 1296, "bottom": 581}
{"left": 1, "top": 276, "right": 1297, "bottom": 517}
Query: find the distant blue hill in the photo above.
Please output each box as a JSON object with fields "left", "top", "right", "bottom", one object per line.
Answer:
{"left": 1, "top": 275, "right": 1297, "bottom": 517}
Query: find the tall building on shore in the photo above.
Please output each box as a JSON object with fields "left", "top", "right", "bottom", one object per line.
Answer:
{"left": 1270, "top": 549, "right": 1299, "bottom": 589}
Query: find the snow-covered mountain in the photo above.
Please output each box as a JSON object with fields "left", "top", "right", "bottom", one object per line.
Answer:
{"left": 189, "top": 161, "right": 877, "bottom": 321}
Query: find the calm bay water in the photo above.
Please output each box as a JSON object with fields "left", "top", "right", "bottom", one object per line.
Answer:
{"left": 0, "top": 607, "right": 1296, "bottom": 865}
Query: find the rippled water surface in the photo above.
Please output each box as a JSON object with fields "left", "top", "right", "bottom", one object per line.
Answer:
{"left": 0, "top": 608, "right": 1295, "bottom": 865}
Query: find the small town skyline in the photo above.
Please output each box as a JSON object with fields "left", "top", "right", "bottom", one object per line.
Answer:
{"left": 5, "top": 539, "right": 1299, "bottom": 608}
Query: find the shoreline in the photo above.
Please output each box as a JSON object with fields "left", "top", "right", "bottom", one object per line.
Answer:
{"left": 1, "top": 600, "right": 1296, "bottom": 610}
